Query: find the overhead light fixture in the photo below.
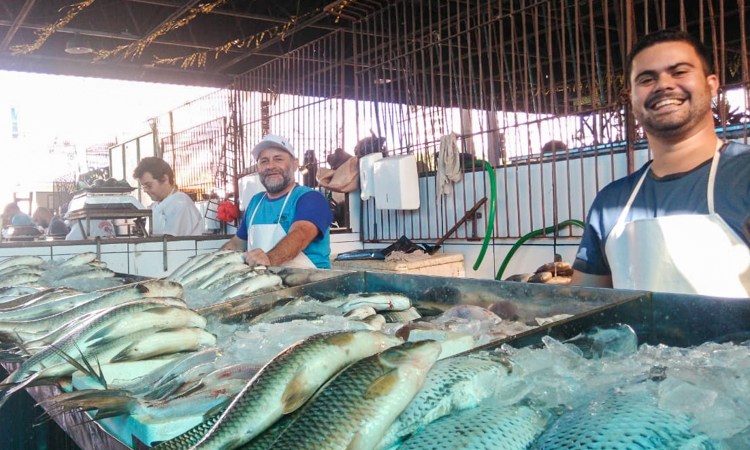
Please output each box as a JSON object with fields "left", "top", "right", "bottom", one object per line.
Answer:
{"left": 65, "top": 33, "right": 93, "bottom": 55}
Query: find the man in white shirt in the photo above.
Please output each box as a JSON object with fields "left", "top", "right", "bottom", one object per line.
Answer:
{"left": 133, "top": 157, "right": 204, "bottom": 236}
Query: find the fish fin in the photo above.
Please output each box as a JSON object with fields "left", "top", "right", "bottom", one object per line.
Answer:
{"left": 280, "top": 370, "right": 319, "bottom": 414}
{"left": 50, "top": 343, "right": 107, "bottom": 389}
{"left": 363, "top": 372, "right": 400, "bottom": 399}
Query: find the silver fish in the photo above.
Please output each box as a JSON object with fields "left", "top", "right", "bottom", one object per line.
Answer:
{"left": 377, "top": 355, "right": 511, "bottom": 449}
{"left": 196, "top": 263, "right": 253, "bottom": 290}
{"left": 110, "top": 327, "right": 216, "bottom": 362}
{"left": 398, "top": 402, "right": 547, "bottom": 450}
{"left": 324, "top": 292, "right": 412, "bottom": 313}
{"left": 221, "top": 273, "right": 282, "bottom": 299}
{"left": 172, "top": 330, "right": 403, "bottom": 450}
{"left": 249, "top": 299, "right": 341, "bottom": 325}
{"left": 0, "top": 272, "right": 41, "bottom": 289}
{"left": 0, "top": 256, "right": 45, "bottom": 271}
{"left": 0, "top": 298, "right": 189, "bottom": 395}
{"left": 57, "top": 252, "right": 98, "bottom": 267}
{"left": 249, "top": 339, "right": 442, "bottom": 450}
{"left": 535, "top": 388, "right": 723, "bottom": 449}
{"left": 174, "top": 252, "right": 244, "bottom": 286}
{"left": 113, "top": 348, "right": 219, "bottom": 397}
{"left": 167, "top": 250, "right": 238, "bottom": 282}
{"left": 45, "top": 378, "right": 247, "bottom": 423}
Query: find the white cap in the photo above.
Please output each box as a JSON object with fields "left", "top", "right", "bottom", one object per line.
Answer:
{"left": 251, "top": 134, "right": 295, "bottom": 161}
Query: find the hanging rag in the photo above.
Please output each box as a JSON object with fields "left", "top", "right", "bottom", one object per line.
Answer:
{"left": 436, "top": 133, "right": 462, "bottom": 195}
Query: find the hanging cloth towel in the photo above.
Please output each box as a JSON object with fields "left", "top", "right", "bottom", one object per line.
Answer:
{"left": 436, "top": 133, "right": 462, "bottom": 195}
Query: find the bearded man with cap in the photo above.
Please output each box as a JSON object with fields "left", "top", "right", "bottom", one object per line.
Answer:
{"left": 222, "top": 135, "right": 333, "bottom": 269}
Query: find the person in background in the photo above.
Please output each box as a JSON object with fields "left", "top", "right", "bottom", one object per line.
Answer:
{"left": 571, "top": 29, "right": 750, "bottom": 297}
{"left": 133, "top": 157, "right": 204, "bottom": 236}
{"left": 32, "top": 207, "right": 52, "bottom": 229}
{"left": 2, "top": 203, "right": 32, "bottom": 228}
{"left": 221, "top": 134, "right": 333, "bottom": 269}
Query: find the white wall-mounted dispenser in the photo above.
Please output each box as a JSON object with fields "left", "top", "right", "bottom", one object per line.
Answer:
{"left": 359, "top": 152, "right": 383, "bottom": 201}
{"left": 373, "top": 154, "right": 420, "bottom": 210}
{"left": 239, "top": 173, "right": 265, "bottom": 208}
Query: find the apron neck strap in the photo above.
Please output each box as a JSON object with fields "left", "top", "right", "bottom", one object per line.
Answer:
{"left": 248, "top": 185, "right": 296, "bottom": 226}
{"left": 614, "top": 144, "right": 723, "bottom": 227}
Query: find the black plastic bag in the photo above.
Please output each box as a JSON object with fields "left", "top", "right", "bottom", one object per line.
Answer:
{"left": 381, "top": 235, "right": 421, "bottom": 256}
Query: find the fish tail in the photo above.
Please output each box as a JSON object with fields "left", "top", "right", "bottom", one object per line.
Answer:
{"left": 44, "top": 390, "right": 137, "bottom": 420}
{"left": 0, "top": 370, "right": 40, "bottom": 411}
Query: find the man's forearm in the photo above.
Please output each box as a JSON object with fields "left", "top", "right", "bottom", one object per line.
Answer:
{"left": 266, "top": 228, "right": 310, "bottom": 265}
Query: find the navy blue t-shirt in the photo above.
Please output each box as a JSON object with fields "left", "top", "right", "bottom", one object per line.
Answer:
{"left": 574, "top": 141, "right": 750, "bottom": 276}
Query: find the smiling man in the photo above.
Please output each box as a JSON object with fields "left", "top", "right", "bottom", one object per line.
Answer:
{"left": 133, "top": 157, "right": 204, "bottom": 236}
{"left": 571, "top": 30, "right": 750, "bottom": 297}
{"left": 221, "top": 135, "right": 333, "bottom": 269}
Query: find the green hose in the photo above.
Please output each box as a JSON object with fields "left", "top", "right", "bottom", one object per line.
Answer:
{"left": 472, "top": 160, "right": 497, "bottom": 271}
{"left": 494, "top": 219, "right": 585, "bottom": 280}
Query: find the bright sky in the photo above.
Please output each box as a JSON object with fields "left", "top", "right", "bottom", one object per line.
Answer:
{"left": 0, "top": 70, "right": 215, "bottom": 206}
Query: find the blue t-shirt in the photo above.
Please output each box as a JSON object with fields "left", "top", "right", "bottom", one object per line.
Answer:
{"left": 574, "top": 141, "right": 750, "bottom": 276}
{"left": 236, "top": 185, "right": 333, "bottom": 269}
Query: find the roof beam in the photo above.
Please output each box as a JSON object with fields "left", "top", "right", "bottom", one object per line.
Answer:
{"left": 0, "top": 0, "right": 35, "bottom": 51}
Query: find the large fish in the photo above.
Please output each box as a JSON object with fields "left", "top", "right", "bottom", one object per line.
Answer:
{"left": 57, "top": 252, "right": 98, "bottom": 267}
{"left": 0, "top": 279, "right": 184, "bottom": 342}
{"left": 324, "top": 292, "right": 412, "bottom": 313}
{"left": 42, "top": 378, "right": 247, "bottom": 423}
{"left": 155, "top": 330, "right": 402, "bottom": 450}
{"left": 0, "top": 287, "right": 77, "bottom": 312}
{"left": 376, "top": 354, "right": 511, "bottom": 449}
{"left": 167, "top": 250, "right": 238, "bottom": 282}
{"left": 110, "top": 327, "right": 216, "bottom": 362}
{"left": 20, "top": 302, "right": 201, "bottom": 353}
{"left": 171, "top": 251, "right": 244, "bottom": 286}
{"left": 0, "top": 255, "right": 45, "bottom": 271}
{"left": 535, "top": 388, "right": 724, "bottom": 449}
{"left": 221, "top": 273, "right": 282, "bottom": 299}
{"left": 0, "top": 298, "right": 190, "bottom": 399}
{"left": 247, "top": 339, "right": 442, "bottom": 450}
{"left": 397, "top": 402, "right": 547, "bottom": 450}
{"left": 0, "top": 272, "right": 41, "bottom": 289}
{"left": 196, "top": 263, "right": 253, "bottom": 290}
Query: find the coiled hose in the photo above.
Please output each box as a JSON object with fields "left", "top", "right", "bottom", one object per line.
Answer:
{"left": 472, "top": 160, "right": 497, "bottom": 271}
{"left": 494, "top": 219, "right": 585, "bottom": 280}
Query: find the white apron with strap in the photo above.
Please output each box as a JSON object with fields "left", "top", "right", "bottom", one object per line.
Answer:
{"left": 604, "top": 149, "right": 750, "bottom": 298}
{"left": 247, "top": 187, "right": 316, "bottom": 269}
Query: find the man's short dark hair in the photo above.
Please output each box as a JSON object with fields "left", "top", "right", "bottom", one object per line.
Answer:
{"left": 133, "top": 157, "right": 175, "bottom": 185}
{"left": 626, "top": 29, "right": 714, "bottom": 85}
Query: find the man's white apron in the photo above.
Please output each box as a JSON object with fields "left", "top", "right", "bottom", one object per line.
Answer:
{"left": 604, "top": 150, "right": 750, "bottom": 298}
{"left": 247, "top": 188, "right": 316, "bottom": 269}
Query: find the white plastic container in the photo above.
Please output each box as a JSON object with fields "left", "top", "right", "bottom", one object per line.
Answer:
{"left": 238, "top": 173, "right": 265, "bottom": 208}
{"left": 373, "top": 154, "right": 420, "bottom": 210}
{"left": 359, "top": 152, "right": 383, "bottom": 201}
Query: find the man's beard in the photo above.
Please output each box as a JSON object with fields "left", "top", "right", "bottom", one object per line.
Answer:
{"left": 637, "top": 90, "right": 712, "bottom": 138}
{"left": 261, "top": 168, "right": 294, "bottom": 194}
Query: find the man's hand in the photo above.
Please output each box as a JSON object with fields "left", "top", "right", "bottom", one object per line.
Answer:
{"left": 244, "top": 248, "right": 271, "bottom": 266}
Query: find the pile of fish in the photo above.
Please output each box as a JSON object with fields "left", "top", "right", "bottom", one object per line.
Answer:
{"left": 0, "top": 254, "right": 223, "bottom": 424}
{"left": 167, "top": 250, "right": 284, "bottom": 302}
{"left": 8, "top": 251, "right": 727, "bottom": 449}
{"left": 0, "top": 252, "right": 121, "bottom": 291}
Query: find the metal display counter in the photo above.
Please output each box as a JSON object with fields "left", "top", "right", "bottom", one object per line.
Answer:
{"left": 7, "top": 268, "right": 748, "bottom": 449}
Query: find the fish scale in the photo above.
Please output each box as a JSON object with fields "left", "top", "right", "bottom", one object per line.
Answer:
{"left": 534, "top": 388, "right": 725, "bottom": 449}
{"left": 397, "top": 402, "right": 547, "bottom": 450}
{"left": 251, "top": 340, "right": 442, "bottom": 450}
{"left": 376, "top": 355, "right": 511, "bottom": 450}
